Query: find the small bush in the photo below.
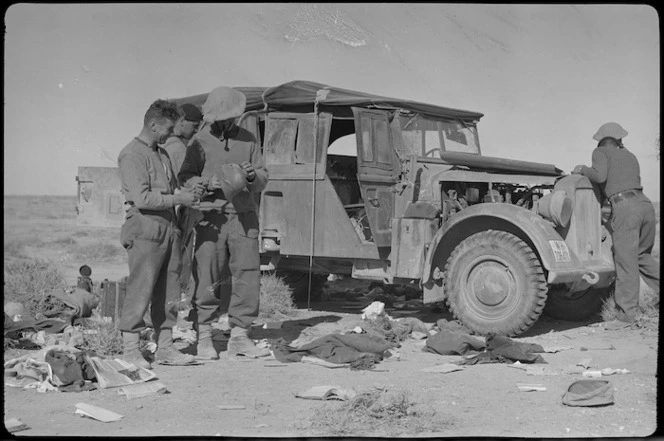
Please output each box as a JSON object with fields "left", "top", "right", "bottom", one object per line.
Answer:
{"left": 259, "top": 273, "right": 296, "bottom": 319}
{"left": 3, "top": 259, "right": 67, "bottom": 318}
{"left": 601, "top": 278, "right": 660, "bottom": 323}
{"left": 305, "top": 387, "right": 445, "bottom": 436}
{"left": 79, "top": 315, "right": 123, "bottom": 357}
{"left": 50, "top": 236, "right": 78, "bottom": 246}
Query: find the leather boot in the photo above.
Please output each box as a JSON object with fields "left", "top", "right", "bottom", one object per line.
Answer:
{"left": 122, "top": 332, "right": 152, "bottom": 370}
{"left": 196, "top": 324, "right": 219, "bottom": 360}
{"left": 155, "top": 328, "right": 196, "bottom": 365}
{"left": 227, "top": 326, "right": 270, "bottom": 359}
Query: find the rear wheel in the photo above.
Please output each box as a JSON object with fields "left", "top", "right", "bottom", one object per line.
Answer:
{"left": 275, "top": 270, "right": 328, "bottom": 302}
{"left": 543, "top": 285, "right": 612, "bottom": 321}
{"left": 444, "top": 230, "right": 548, "bottom": 336}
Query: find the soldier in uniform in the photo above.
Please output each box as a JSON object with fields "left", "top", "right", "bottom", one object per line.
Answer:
{"left": 162, "top": 103, "right": 204, "bottom": 185}
{"left": 117, "top": 99, "right": 201, "bottom": 368}
{"left": 572, "top": 122, "right": 660, "bottom": 329}
{"left": 179, "top": 86, "right": 269, "bottom": 359}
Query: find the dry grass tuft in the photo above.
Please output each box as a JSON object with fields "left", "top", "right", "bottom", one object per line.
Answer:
{"left": 79, "top": 314, "right": 123, "bottom": 357}
{"left": 259, "top": 273, "right": 296, "bottom": 319}
{"left": 304, "top": 387, "right": 447, "bottom": 436}
{"left": 3, "top": 259, "right": 67, "bottom": 318}
{"left": 601, "top": 278, "right": 660, "bottom": 326}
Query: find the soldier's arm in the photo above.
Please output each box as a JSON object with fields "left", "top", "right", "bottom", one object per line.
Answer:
{"left": 178, "top": 140, "right": 206, "bottom": 188}
{"left": 118, "top": 151, "right": 176, "bottom": 209}
{"left": 580, "top": 148, "right": 608, "bottom": 184}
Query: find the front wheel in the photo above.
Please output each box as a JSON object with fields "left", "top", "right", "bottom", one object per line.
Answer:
{"left": 444, "top": 230, "right": 548, "bottom": 336}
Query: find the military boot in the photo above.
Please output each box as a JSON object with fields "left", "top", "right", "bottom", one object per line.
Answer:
{"left": 121, "top": 332, "right": 152, "bottom": 370}
{"left": 196, "top": 323, "right": 219, "bottom": 360}
{"left": 155, "top": 328, "right": 196, "bottom": 365}
{"left": 227, "top": 326, "right": 270, "bottom": 359}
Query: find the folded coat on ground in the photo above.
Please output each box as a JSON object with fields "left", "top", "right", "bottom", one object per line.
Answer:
{"left": 271, "top": 333, "right": 393, "bottom": 364}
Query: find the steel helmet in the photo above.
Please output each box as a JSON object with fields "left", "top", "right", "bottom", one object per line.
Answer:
{"left": 217, "top": 164, "right": 248, "bottom": 201}
{"left": 593, "top": 122, "right": 628, "bottom": 142}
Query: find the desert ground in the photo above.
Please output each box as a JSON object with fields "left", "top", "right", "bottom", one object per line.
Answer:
{"left": 3, "top": 195, "right": 660, "bottom": 437}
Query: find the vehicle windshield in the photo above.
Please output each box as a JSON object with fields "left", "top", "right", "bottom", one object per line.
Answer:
{"left": 398, "top": 113, "right": 480, "bottom": 157}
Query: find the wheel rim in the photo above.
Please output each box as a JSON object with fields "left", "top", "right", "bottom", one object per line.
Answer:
{"left": 461, "top": 254, "right": 521, "bottom": 319}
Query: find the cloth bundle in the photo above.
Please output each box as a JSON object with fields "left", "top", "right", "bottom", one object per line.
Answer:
{"left": 271, "top": 333, "right": 393, "bottom": 365}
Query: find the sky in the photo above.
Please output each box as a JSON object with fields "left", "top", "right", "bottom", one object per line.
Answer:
{"left": 4, "top": 3, "right": 660, "bottom": 201}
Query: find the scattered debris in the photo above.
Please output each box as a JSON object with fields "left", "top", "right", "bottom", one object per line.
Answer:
{"left": 421, "top": 363, "right": 464, "bottom": 374}
{"left": 361, "top": 301, "right": 388, "bottom": 320}
{"left": 601, "top": 368, "right": 630, "bottom": 376}
{"left": 216, "top": 404, "right": 246, "bottom": 410}
{"left": 296, "top": 385, "right": 357, "bottom": 401}
{"left": 580, "top": 344, "right": 615, "bottom": 351}
{"left": 84, "top": 355, "right": 157, "bottom": 388}
{"left": 582, "top": 370, "right": 603, "bottom": 378}
{"left": 118, "top": 382, "right": 168, "bottom": 399}
{"left": 74, "top": 403, "right": 123, "bottom": 422}
{"left": 262, "top": 322, "right": 283, "bottom": 329}
{"left": 517, "top": 383, "right": 547, "bottom": 392}
{"left": 541, "top": 346, "right": 573, "bottom": 353}
{"left": 4, "top": 417, "right": 29, "bottom": 433}
{"left": 507, "top": 362, "right": 558, "bottom": 376}
{"left": 576, "top": 358, "right": 593, "bottom": 369}
{"left": 301, "top": 355, "right": 349, "bottom": 369}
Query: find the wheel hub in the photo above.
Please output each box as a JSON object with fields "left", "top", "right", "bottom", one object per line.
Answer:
{"left": 466, "top": 258, "right": 515, "bottom": 307}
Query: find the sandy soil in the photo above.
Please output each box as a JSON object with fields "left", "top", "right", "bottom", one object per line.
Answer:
{"left": 3, "top": 196, "right": 660, "bottom": 437}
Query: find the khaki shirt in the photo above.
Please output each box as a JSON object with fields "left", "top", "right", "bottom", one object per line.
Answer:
{"left": 118, "top": 137, "right": 177, "bottom": 210}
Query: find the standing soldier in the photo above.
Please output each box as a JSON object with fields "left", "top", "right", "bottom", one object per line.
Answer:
{"left": 572, "top": 122, "right": 660, "bottom": 329}
{"left": 179, "top": 86, "right": 269, "bottom": 360}
{"left": 118, "top": 99, "right": 200, "bottom": 368}
{"left": 162, "top": 103, "right": 204, "bottom": 184}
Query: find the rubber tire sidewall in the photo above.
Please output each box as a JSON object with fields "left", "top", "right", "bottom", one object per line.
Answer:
{"left": 445, "top": 230, "right": 547, "bottom": 336}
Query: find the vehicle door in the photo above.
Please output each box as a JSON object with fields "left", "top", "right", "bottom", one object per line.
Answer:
{"left": 352, "top": 107, "right": 401, "bottom": 247}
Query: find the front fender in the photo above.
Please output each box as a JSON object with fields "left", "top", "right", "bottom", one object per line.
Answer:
{"left": 421, "top": 203, "right": 583, "bottom": 287}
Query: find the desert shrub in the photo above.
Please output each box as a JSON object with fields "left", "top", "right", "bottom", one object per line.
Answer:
{"left": 79, "top": 315, "right": 123, "bottom": 357}
{"left": 3, "top": 258, "right": 67, "bottom": 318}
{"left": 50, "top": 236, "right": 78, "bottom": 246}
{"left": 72, "top": 241, "right": 124, "bottom": 261}
{"left": 4, "top": 237, "right": 46, "bottom": 259}
{"left": 601, "top": 278, "right": 659, "bottom": 324}
{"left": 305, "top": 388, "right": 445, "bottom": 436}
{"left": 259, "top": 273, "right": 296, "bottom": 319}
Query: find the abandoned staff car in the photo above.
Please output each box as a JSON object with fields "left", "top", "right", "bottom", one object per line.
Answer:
{"left": 78, "top": 80, "right": 616, "bottom": 337}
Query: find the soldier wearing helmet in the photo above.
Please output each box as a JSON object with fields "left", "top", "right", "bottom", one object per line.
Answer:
{"left": 178, "top": 86, "right": 269, "bottom": 360}
{"left": 572, "top": 122, "right": 659, "bottom": 330}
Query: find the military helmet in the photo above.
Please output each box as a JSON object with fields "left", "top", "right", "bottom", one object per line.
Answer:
{"left": 593, "top": 122, "right": 628, "bottom": 142}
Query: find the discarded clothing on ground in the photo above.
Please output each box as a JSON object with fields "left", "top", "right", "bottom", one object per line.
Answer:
{"left": 271, "top": 333, "right": 393, "bottom": 365}
{"left": 391, "top": 317, "right": 429, "bottom": 341}
{"left": 44, "top": 287, "right": 99, "bottom": 319}
{"left": 4, "top": 318, "right": 70, "bottom": 340}
{"left": 436, "top": 318, "right": 473, "bottom": 334}
{"left": 4, "top": 357, "right": 56, "bottom": 392}
{"left": 457, "top": 334, "right": 546, "bottom": 365}
{"left": 423, "top": 329, "right": 486, "bottom": 356}
{"left": 44, "top": 348, "right": 97, "bottom": 387}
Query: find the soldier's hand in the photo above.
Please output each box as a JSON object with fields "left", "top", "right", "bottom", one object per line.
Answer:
{"left": 240, "top": 161, "right": 256, "bottom": 182}
{"left": 207, "top": 175, "right": 223, "bottom": 191}
{"left": 191, "top": 182, "right": 206, "bottom": 198}
{"left": 176, "top": 188, "right": 199, "bottom": 208}
{"left": 571, "top": 165, "right": 584, "bottom": 175}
